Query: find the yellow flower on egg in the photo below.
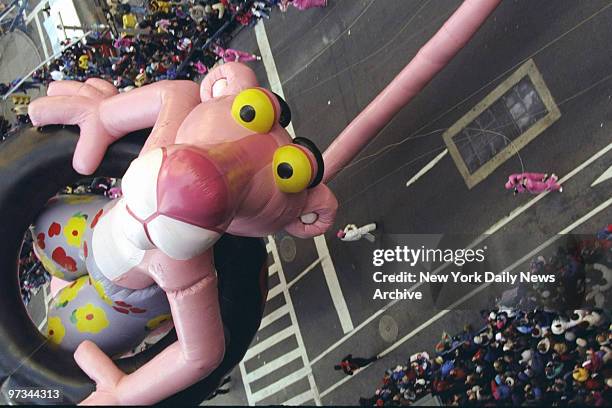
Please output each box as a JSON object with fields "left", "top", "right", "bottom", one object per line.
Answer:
{"left": 64, "top": 213, "right": 88, "bottom": 248}
{"left": 71, "top": 303, "right": 109, "bottom": 334}
{"left": 46, "top": 317, "right": 66, "bottom": 345}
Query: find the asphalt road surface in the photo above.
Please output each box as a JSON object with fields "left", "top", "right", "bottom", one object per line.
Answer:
{"left": 208, "top": 0, "right": 612, "bottom": 405}
{"left": 8, "top": 1, "right": 610, "bottom": 405}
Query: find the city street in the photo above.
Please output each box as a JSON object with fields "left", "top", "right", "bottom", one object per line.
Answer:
{"left": 216, "top": 0, "right": 612, "bottom": 405}
{"left": 1, "top": 0, "right": 610, "bottom": 405}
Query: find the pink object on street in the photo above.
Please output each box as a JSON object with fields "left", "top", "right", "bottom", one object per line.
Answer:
{"left": 505, "top": 172, "right": 562, "bottom": 194}
{"left": 292, "top": 0, "right": 328, "bottom": 10}
{"left": 214, "top": 45, "right": 260, "bottom": 63}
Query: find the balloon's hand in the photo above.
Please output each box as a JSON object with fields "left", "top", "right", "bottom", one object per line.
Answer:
{"left": 79, "top": 389, "right": 121, "bottom": 406}
{"left": 75, "top": 340, "right": 126, "bottom": 406}
{"left": 28, "top": 79, "right": 119, "bottom": 175}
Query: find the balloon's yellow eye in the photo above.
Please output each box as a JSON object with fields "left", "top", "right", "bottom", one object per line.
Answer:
{"left": 273, "top": 145, "right": 313, "bottom": 193}
{"left": 231, "top": 88, "right": 276, "bottom": 133}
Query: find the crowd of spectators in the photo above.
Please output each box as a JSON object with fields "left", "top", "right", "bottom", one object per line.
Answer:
{"left": 361, "top": 225, "right": 611, "bottom": 406}
{"left": 34, "top": 0, "right": 275, "bottom": 89}
{"left": 31, "top": 0, "right": 325, "bottom": 89}
{"left": 0, "top": 0, "right": 326, "bottom": 139}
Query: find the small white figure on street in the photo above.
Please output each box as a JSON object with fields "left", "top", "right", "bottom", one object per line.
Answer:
{"left": 337, "top": 223, "right": 377, "bottom": 242}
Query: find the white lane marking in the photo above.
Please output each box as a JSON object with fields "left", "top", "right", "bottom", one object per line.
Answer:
{"left": 259, "top": 304, "right": 290, "bottom": 330}
{"left": 240, "top": 237, "right": 321, "bottom": 405}
{"left": 405, "top": 149, "right": 448, "bottom": 187}
{"left": 283, "top": 390, "right": 315, "bottom": 406}
{"left": 314, "top": 236, "right": 354, "bottom": 333}
{"left": 268, "top": 262, "right": 280, "bottom": 277}
{"left": 251, "top": 366, "right": 310, "bottom": 403}
{"left": 37, "top": 317, "right": 47, "bottom": 331}
{"left": 311, "top": 302, "right": 394, "bottom": 366}
{"left": 246, "top": 348, "right": 302, "bottom": 383}
{"left": 558, "top": 198, "right": 612, "bottom": 233}
{"left": 255, "top": 20, "right": 296, "bottom": 138}
{"left": 244, "top": 325, "right": 295, "bottom": 360}
{"left": 239, "top": 363, "right": 255, "bottom": 406}
{"left": 591, "top": 164, "right": 612, "bottom": 187}
{"left": 266, "top": 284, "right": 284, "bottom": 302}
{"left": 320, "top": 196, "right": 612, "bottom": 399}
{"left": 486, "top": 141, "right": 612, "bottom": 235}
{"left": 268, "top": 237, "right": 322, "bottom": 406}
{"left": 287, "top": 257, "right": 324, "bottom": 289}
{"left": 33, "top": 13, "right": 50, "bottom": 59}
{"left": 44, "top": 284, "right": 52, "bottom": 309}
{"left": 256, "top": 20, "right": 354, "bottom": 334}
{"left": 37, "top": 285, "right": 53, "bottom": 331}
{"left": 311, "top": 140, "right": 612, "bottom": 366}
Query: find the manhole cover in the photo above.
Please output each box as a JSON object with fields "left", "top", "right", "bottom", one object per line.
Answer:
{"left": 279, "top": 236, "right": 297, "bottom": 263}
{"left": 379, "top": 315, "right": 398, "bottom": 342}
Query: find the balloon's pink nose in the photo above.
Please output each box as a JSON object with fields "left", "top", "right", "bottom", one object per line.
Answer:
{"left": 157, "top": 146, "right": 230, "bottom": 230}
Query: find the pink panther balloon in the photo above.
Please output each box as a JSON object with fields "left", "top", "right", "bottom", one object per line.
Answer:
{"left": 26, "top": 0, "right": 501, "bottom": 402}
{"left": 28, "top": 62, "right": 338, "bottom": 405}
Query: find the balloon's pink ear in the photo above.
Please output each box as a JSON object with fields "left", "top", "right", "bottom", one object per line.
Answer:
{"left": 200, "top": 62, "right": 259, "bottom": 102}
{"left": 284, "top": 184, "right": 338, "bottom": 238}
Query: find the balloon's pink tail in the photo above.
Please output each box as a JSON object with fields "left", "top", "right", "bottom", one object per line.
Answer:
{"left": 322, "top": 0, "right": 501, "bottom": 183}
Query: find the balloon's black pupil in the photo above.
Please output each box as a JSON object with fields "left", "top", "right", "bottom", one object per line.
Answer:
{"left": 277, "top": 163, "right": 293, "bottom": 179}
{"left": 240, "top": 105, "right": 256, "bottom": 122}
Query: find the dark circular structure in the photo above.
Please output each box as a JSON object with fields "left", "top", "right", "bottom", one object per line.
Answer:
{"left": 0, "top": 126, "right": 268, "bottom": 405}
{"left": 279, "top": 235, "right": 297, "bottom": 263}
{"left": 378, "top": 315, "right": 399, "bottom": 343}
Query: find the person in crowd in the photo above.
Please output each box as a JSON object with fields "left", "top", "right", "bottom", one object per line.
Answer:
{"left": 335, "top": 354, "right": 380, "bottom": 375}
{"left": 205, "top": 376, "right": 232, "bottom": 400}
{"left": 360, "top": 225, "right": 611, "bottom": 406}
{"left": 278, "top": 0, "right": 327, "bottom": 12}
{"left": 505, "top": 172, "right": 562, "bottom": 195}
{"left": 213, "top": 44, "right": 261, "bottom": 63}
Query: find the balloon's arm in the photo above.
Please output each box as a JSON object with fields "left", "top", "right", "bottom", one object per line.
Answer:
{"left": 98, "top": 80, "right": 201, "bottom": 153}
{"left": 28, "top": 79, "right": 201, "bottom": 175}
{"left": 119, "top": 264, "right": 224, "bottom": 404}
{"left": 77, "top": 251, "right": 225, "bottom": 405}
{"left": 322, "top": 0, "right": 501, "bottom": 182}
